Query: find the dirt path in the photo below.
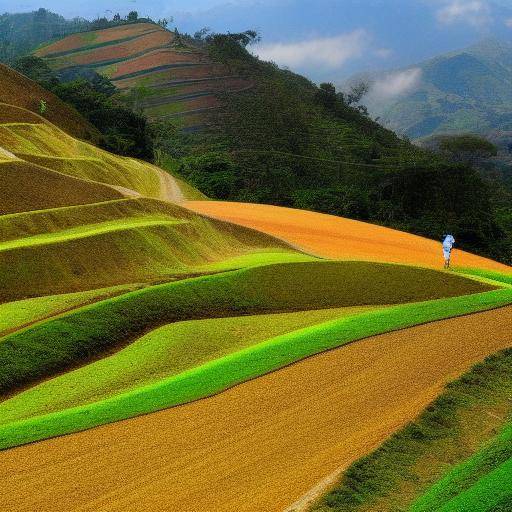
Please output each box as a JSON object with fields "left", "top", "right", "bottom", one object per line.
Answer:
{"left": 159, "top": 170, "right": 185, "bottom": 203}
{"left": 185, "top": 201, "right": 511, "bottom": 273}
{"left": 1, "top": 307, "right": 511, "bottom": 512}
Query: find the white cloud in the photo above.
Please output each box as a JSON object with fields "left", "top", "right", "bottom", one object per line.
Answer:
{"left": 506, "top": 18, "right": 512, "bottom": 28}
{"left": 436, "top": 0, "right": 491, "bottom": 26}
{"left": 375, "top": 48, "right": 393, "bottom": 59}
{"left": 370, "top": 68, "right": 422, "bottom": 100}
{"left": 253, "top": 30, "right": 368, "bottom": 70}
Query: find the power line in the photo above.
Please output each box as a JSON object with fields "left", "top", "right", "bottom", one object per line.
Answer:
{"left": 230, "top": 149, "right": 423, "bottom": 169}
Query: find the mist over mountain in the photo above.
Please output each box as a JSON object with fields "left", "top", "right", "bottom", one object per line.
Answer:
{"left": 354, "top": 38, "right": 512, "bottom": 139}
{"left": 4, "top": 1, "right": 512, "bottom": 82}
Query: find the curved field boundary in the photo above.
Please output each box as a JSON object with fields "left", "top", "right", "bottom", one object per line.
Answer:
{"left": 0, "top": 306, "right": 376, "bottom": 424}
{"left": 36, "top": 23, "right": 158, "bottom": 56}
{"left": 410, "top": 423, "right": 512, "bottom": 512}
{"left": 52, "top": 45, "right": 173, "bottom": 70}
{"left": 142, "top": 91, "right": 215, "bottom": 106}
{"left": 0, "top": 261, "right": 490, "bottom": 394}
{"left": 310, "top": 344, "right": 512, "bottom": 512}
{"left": 0, "top": 284, "right": 510, "bottom": 450}
{"left": 186, "top": 201, "right": 512, "bottom": 273}
{"left": 0, "top": 217, "right": 186, "bottom": 252}
{"left": 1, "top": 309, "right": 511, "bottom": 512}
{"left": 0, "top": 284, "right": 144, "bottom": 337}
{"left": 42, "top": 29, "right": 163, "bottom": 59}
{"left": 111, "top": 63, "right": 202, "bottom": 81}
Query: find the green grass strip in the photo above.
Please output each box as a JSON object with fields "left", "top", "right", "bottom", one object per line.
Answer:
{"left": 0, "top": 217, "right": 185, "bottom": 251}
{"left": 0, "top": 286, "right": 510, "bottom": 450}
{"left": 0, "top": 261, "right": 491, "bottom": 395}
{"left": 0, "top": 306, "right": 374, "bottom": 423}
{"left": 0, "top": 283, "right": 142, "bottom": 336}
{"left": 436, "top": 457, "right": 512, "bottom": 512}
{"left": 410, "top": 423, "right": 512, "bottom": 512}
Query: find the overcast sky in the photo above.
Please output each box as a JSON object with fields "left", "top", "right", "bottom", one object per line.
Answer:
{"left": 3, "top": 0, "right": 512, "bottom": 83}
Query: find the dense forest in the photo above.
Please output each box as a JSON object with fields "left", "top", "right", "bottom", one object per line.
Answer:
{"left": 7, "top": 17, "right": 512, "bottom": 263}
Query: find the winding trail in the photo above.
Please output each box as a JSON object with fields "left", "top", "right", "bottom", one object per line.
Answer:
{"left": 159, "top": 170, "right": 185, "bottom": 203}
{"left": 1, "top": 306, "right": 511, "bottom": 512}
{"left": 185, "top": 201, "right": 511, "bottom": 273}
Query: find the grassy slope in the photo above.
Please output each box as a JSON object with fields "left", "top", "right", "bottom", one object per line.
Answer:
{"left": 1, "top": 260, "right": 489, "bottom": 393}
{"left": 186, "top": 201, "right": 512, "bottom": 274}
{"left": 0, "top": 198, "right": 294, "bottom": 301}
{"left": 0, "top": 110, "right": 162, "bottom": 198}
{"left": 0, "top": 159, "right": 122, "bottom": 215}
{"left": 0, "top": 306, "right": 375, "bottom": 423}
{"left": 410, "top": 424, "right": 512, "bottom": 512}
{"left": 0, "top": 64, "right": 99, "bottom": 141}
{"left": 312, "top": 348, "right": 512, "bottom": 512}
{"left": 0, "top": 284, "right": 144, "bottom": 336}
{"left": 0, "top": 262, "right": 505, "bottom": 449}
{"left": 311, "top": 273, "right": 512, "bottom": 512}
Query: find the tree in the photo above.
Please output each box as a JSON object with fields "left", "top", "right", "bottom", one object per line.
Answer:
{"left": 158, "top": 18, "right": 171, "bottom": 29}
{"left": 13, "top": 55, "right": 58, "bottom": 89}
{"left": 434, "top": 134, "right": 498, "bottom": 166}
{"left": 194, "top": 27, "right": 211, "bottom": 40}
{"left": 346, "top": 82, "right": 369, "bottom": 106}
{"left": 127, "top": 11, "right": 138, "bottom": 22}
{"left": 316, "top": 83, "right": 337, "bottom": 111}
{"left": 179, "top": 153, "right": 237, "bottom": 199}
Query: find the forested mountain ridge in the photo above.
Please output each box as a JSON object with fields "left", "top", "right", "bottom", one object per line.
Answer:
{"left": 358, "top": 38, "right": 512, "bottom": 140}
{"left": 3, "top": 13, "right": 511, "bottom": 262}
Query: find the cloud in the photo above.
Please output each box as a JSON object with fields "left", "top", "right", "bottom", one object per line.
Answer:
{"left": 253, "top": 30, "right": 368, "bottom": 70}
{"left": 370, "top": 68, "right": 422, "bottom": 100}
{"left": 506, "top": 18, "right": 512, "bottom": 28}
{"left": 435, "top": 0, "right": 491, "bottom": 26}
{"left": 375, "top": 48, "right": 393, "bottom": 59}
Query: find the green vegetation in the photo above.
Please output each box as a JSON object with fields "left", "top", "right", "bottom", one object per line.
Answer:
{"left": 0, "top": 9, "right": 164, "bottom": 64}
{"left": 167, "top": 34, "right": 509, "bottom": 263}
{"left": 0, "top": 280, "right": 509, "bottom": 450}
{"left": 13, "top": 56, "right": 154, "bottom": 159}
{"left": 0, "top": 199, "right": 294, "bottom": 301}
{"left": 410, "top": 424, "right": 512, "bottom": 512}
{"left": 0, "top": 284, "right": 143, "bottom": 336}
{"left": 312, "top": 345, "right": 512, "bottom": 512}
{"left": 0, "top": 305, "right": 374, "bottom": 422}
{"left": 9, "top": 23, "right": 509, "bottom": 262}
{"left": 365, "top": 39, "right": 512, "bottom": 139}
{"left": 0, "top": 261, "right": 492, "bottom": 394}
{"left": 0, "top": 9, "right": 89, "bottom": 64}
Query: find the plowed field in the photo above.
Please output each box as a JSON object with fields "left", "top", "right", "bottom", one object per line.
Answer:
{"left": 1, "top": 307, "right": 511, "bottom": 512}
{"left": 186, "top": 201, "right": 511, "bottom": 272}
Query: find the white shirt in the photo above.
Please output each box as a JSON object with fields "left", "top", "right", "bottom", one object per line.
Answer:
{"left": 443, "top": 235, "right": 455, "bottom": 249}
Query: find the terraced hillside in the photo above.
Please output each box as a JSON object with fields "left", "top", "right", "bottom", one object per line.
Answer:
{"left": 36, "top": 22, "right": 251, "bottom": 127}
{"left": 1, "top": 63, "right": 512, "bottom": 512}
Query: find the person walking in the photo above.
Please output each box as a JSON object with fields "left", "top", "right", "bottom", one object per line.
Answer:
{"left": 442, "top": 234, "right": 455, "bottom": 269}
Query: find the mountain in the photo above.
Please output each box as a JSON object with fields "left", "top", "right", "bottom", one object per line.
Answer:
{"left": 357, "top": 39, "right": 512, "bottom": 139}
{"left": 1, "top": 19, "right": 512, "bottom": 512}
{"left": 35, "top": 22, "right": 251, "bottom": 129}
{"left": 24, "top": 22, "right": 510, "bottom": 262}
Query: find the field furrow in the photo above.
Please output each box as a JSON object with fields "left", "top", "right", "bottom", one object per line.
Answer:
{"left": 1, "top": 307, "right": 510, "bottom": 512}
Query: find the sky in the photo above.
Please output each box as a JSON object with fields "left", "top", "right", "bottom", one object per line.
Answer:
{"left": 3, "top": 0, "right": 512, "bottom": 83}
